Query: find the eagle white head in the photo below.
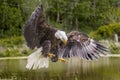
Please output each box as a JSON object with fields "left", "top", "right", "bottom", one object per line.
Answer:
{"left": 55, "top": 30, "right": 68, "bottom": 45}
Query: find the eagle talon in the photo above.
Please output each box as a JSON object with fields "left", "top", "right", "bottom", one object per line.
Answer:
{"left": 58, "top": 58, "right": 66, "bottom": 62}
{"left": 48, "top": 53, "right": 55, "bottom": 57}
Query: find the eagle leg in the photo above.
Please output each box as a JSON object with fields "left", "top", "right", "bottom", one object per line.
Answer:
{"left": 42, "top": 40, "right": 51, "bottom": 57}
{"left": 42, "top": 40, "right": 55, "bottom": 57}
{"left": 48, "top": 53, "right": 55, "bottom": 57}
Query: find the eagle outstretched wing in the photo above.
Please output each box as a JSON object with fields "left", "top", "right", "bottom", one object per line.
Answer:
{"left": 52, "top": 31, "right": 109, "bottom": 61}
{"left": 24, "top": 5, "right": 46, "bottom": 49}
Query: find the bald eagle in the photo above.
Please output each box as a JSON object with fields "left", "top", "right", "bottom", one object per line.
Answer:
{"left": 24, "top": 5, "right": 68, "bottom": 69}
{"left": 51, "top": 31, "right": 109, "bottom": 62}
{"left": 24, "top": 4, "right": 109, "bottom": 70}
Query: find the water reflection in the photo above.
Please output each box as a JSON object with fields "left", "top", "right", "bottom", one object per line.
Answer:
{"left": 0, "top": 57, "right": 120, "bottom": 80}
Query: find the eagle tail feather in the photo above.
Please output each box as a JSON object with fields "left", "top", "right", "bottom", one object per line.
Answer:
{"left": 26, "top": 47, "right": 49, "bottom": 70}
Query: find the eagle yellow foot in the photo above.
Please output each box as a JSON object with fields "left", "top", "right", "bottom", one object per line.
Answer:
{"left": 58, "top": 58, "right": 66, "bottom": 62}
{"left": 48, "top": 53, "right": 55, "bottom": 57}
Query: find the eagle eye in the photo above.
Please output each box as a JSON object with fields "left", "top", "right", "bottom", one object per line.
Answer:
{"left": 82, "top": 39, "right": 86, "bottom": 42}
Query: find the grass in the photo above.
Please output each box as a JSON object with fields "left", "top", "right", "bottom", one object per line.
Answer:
{"left": 0, "top": 36, "right": 33, "bottom": 57}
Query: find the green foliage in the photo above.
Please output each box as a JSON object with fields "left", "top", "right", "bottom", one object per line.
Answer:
{"left": 45, "top": 0, "right": 94, "bottom": 30}
{"left": 0, "top": 36, "right": 24, "bottom": 47}
{"left": 0, "top": 0, "right": 120, "bottom": 38}
{"left": 0, "top": 47, "right": 31, "bottom": 57}
{"left": 0, "top": 4, "right": 23, "bottom": 38}
{"left": 0, "top": 0, "right": 120, "bottom": 57}
{"left": 110, "top": 43, "right": 120, "bottom": 54}
{"left": 4, "top": 48, "right": 19, "bottom": 57}
{"left": 89, "top": 23, "right": 120, "bottom": 40}
{"left": 0, "top": 36, "right": 35, "bottom": 57}
{"left": 45, "top": 0, "right": 120, "bottom": 32}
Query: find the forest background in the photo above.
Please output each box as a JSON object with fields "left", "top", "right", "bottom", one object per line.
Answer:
{"left": 0, "top": 0, "right": 120, "bottom": 57}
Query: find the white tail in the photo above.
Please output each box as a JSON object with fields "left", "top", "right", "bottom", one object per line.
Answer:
{"left": 26, "top": 47, "right": 49, "bottom": 70}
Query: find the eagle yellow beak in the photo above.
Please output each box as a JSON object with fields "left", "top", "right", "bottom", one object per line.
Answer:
{"left": 62, "top": 39, "right": 67, "bottom": 45}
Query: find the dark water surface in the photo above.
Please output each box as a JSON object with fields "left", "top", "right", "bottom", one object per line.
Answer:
{"left": 0, "top": 57, "right": 120, "bottom": 80}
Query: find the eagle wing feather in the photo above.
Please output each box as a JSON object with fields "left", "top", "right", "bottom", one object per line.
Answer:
{"left": 24, "top": 5, "right": 46, "bottom": 49}
{"left": 55, "top": 31, "right": 109, "bottom": 60}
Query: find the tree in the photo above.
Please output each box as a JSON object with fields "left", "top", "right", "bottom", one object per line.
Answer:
{"left": 0, "top": 4, "right": 23, "bottom": 38}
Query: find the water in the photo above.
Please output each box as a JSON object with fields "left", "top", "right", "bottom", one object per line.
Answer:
{"left": 0, "top": 57, "right": 120, "bottom": 80}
